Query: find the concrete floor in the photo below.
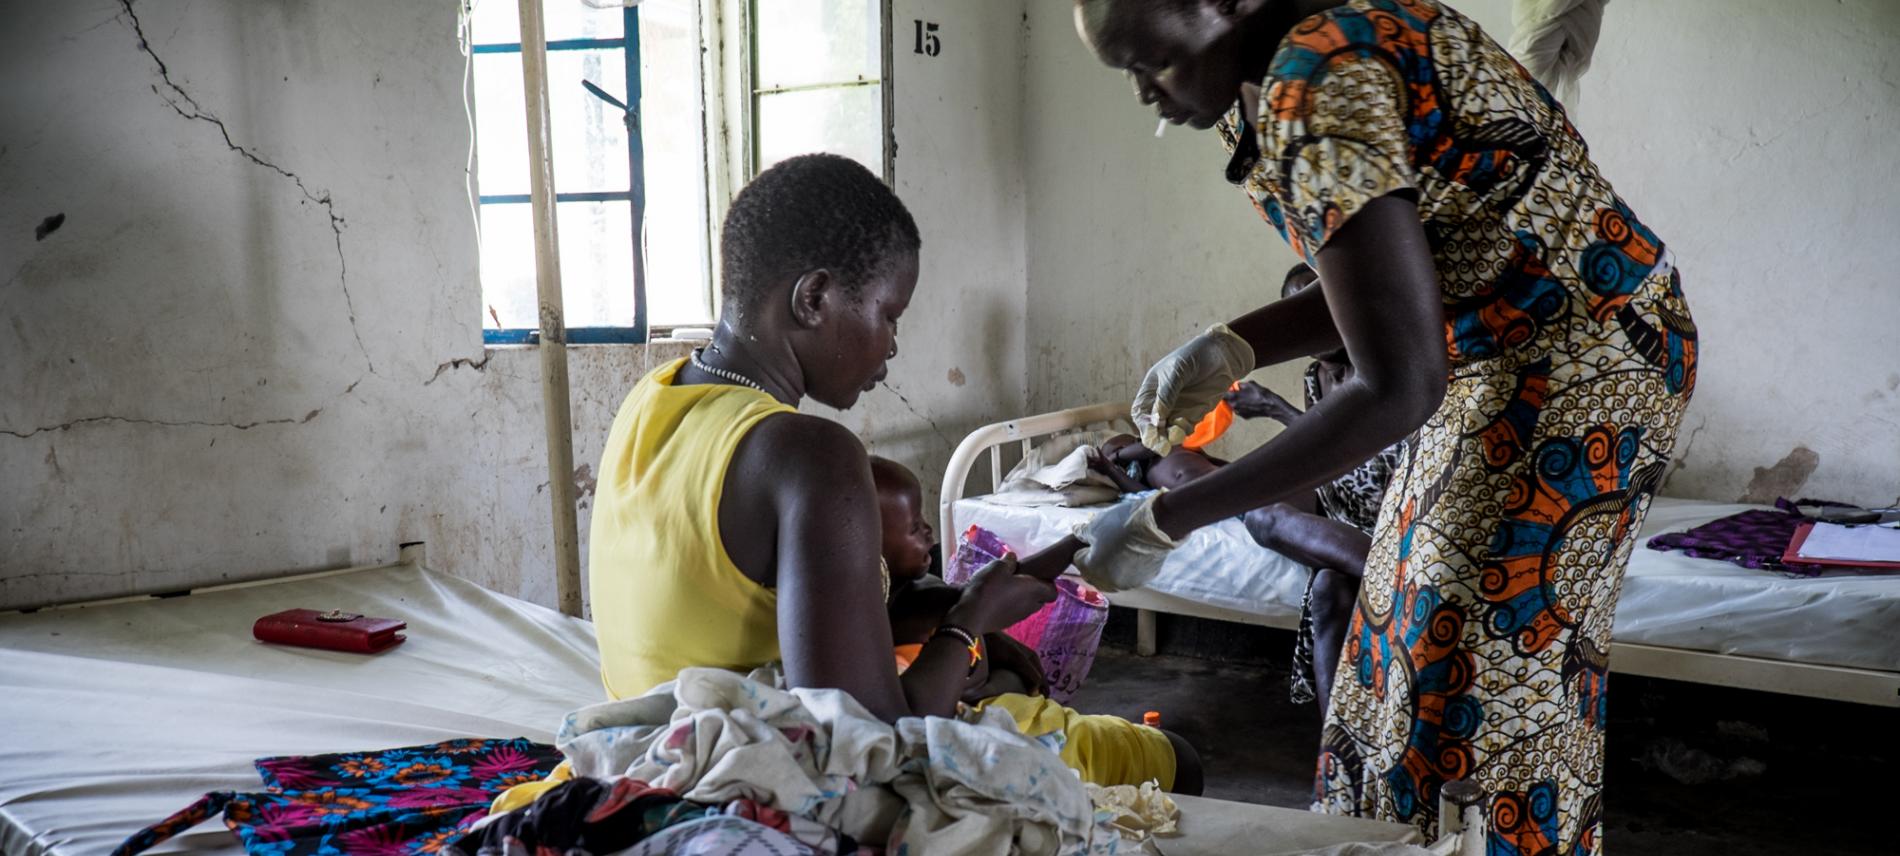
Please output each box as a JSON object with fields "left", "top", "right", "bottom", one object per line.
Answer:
{"left": 1068, "top": 614, "right": 1893, "bottom": 856}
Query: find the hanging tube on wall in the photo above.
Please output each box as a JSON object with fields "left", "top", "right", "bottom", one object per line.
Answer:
{"left": 516, "top": 0, "right": 584, "bottom": 617}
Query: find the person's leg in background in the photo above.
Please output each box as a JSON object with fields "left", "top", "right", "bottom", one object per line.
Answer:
{"left": 1242, "top": 504, "right": 1372, "bottom": 717}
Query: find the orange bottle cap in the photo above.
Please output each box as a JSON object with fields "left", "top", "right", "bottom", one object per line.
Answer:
{"left": 1143, "top": 711, "right": 1162, "bottom": 727}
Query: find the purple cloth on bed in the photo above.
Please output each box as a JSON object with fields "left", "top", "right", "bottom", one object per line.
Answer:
{"left": 1645, "top": 498, "right": 1840, "bottom": 577}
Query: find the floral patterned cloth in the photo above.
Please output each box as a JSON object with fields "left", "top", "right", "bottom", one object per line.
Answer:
{"left": 1216, "top": 0, "right": 1697, "bottom": 851}
{"left": 112, "top": 737, "right": 562, "bottom": 856}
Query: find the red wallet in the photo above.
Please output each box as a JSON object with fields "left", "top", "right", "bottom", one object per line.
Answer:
{"left": 253, "top": 608, "right": 408, "bottom": 654}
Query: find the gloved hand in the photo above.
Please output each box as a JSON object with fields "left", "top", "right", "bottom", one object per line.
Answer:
{"left": 1132, "top": 323, "right": 1256, "bottom": 455}
{"left": 1070, "top": 493, "right": 1178, "bottom": 593}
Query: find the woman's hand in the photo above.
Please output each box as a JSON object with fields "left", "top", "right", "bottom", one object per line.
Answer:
{"left": 1131, "top": 324, "right": 1257, "bottom": 455}
{"left": 945, "top": 555, "right": 1056, "bottom": 635}
{"left": 1071, "top": 493, "right": 1177, "bottom": 592}
{"left": 1225, "top": 381, "right": 1301, "bottom": 424}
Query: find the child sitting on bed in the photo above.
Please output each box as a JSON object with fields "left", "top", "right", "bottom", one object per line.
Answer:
{"left": 872, "top": 457, "right": 1204, "bottom": 794}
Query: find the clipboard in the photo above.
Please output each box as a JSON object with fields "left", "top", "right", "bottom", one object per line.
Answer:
{"left": 1782, "top": 522, "right": 1900, "bottom": 570}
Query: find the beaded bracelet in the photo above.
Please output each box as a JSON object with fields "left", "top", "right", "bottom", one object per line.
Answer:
{"left": 932, "top": 624, "right": 983, "bottom": 675}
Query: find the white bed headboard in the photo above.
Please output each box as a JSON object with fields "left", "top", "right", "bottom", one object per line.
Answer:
{"left": 938, "top": 401, "right": 1131, "bottom": 544}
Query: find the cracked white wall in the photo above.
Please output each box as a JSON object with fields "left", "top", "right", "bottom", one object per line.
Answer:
{"left": 0, "top": 0, "right": 1031, "bottom": 609}
{"left": 1022, "top": 0, "right": 1900, "bottom": 507}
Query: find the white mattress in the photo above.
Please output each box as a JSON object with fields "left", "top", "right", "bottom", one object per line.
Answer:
{"left": 0, "top": 564, "right": 604, "bottom": 856}
{"left": 953, "top": 496, "right": 1900, "bottom": 674}
{"left": 0, "top": 562, "right": 1418, "bottom": 856}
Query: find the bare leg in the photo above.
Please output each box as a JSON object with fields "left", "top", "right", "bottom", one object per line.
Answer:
{"left": 1243, "top": 503, "right": 1371, "bottom": 717}
{"left": 1307, "top": 567, "right": 1359, "bottom": 715}
{"left": 1242, "top": 504, "right": 1371, "bottom": 580}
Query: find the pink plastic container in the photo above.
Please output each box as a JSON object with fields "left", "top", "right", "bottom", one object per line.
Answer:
{"left": 948, "top": 525, "right": 1110, "bottom": 703}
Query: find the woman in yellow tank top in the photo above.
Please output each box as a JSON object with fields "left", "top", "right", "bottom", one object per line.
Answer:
{"left": 589, "top": 154, "right": 1057, "bottom": 722}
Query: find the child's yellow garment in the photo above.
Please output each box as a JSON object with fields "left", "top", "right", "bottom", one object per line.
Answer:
{"left": 898, "top": 646, "right": 1174, "bottom": 790}
{"left": 490, "top": 761, "right": 572, "bottom": 815}
{"left": 978, "top": 693, "right": 1177, "bottom": 791}
{"left": 590, "top": 358, "right": 794, "bottom": 700}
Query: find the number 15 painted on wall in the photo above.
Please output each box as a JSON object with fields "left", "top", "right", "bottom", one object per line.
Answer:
{"left": 913, "top": 20, "right": 940, "bottom": 56}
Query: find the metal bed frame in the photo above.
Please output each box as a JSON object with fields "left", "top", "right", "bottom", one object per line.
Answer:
{"left": 940, "top": 402, "right": 1900, "bottom": 708}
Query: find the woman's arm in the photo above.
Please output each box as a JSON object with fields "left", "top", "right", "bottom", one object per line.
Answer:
{"left": 1152, "top": 194, "right": 1446, "bottom": 537}
{"left": 1226, "top": 280, "right": 1344, "bottom": 368}
{"left": 745, "top": 418, "right": 1048, "bottom": 723}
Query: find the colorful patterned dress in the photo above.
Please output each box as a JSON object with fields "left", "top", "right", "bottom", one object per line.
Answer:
{"left": 1216, "top": 1, "right": 1697, "bottom": 852}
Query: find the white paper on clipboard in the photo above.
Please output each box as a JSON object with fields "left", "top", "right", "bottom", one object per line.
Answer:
{"left": 1796, "top": 522, "right": 1900, "bottom": 563}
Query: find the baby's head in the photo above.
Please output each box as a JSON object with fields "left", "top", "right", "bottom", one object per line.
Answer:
{"left": 869, "top": 457, "right": 937, "bottom": 581}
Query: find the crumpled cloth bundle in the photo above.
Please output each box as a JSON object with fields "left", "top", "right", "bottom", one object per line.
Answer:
{"left": 1085, "top": 781, "right": 1178, "bottom": 841}
{"left": 556, "top": 667, "right": 1124, "bottom": 856}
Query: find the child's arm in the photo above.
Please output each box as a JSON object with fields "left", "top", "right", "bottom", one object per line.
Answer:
{"left": 1088, "top": 447, "right": 1151, "bottom": 494}
{"left": 1015, "top": 535, "right": 1084, "bottom": 582}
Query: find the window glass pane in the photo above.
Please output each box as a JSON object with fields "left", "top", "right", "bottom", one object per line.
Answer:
{"left": 473, "top": 49, "right": 632, "bottom": 197}
{"left": 639, "top": 0, "right": 713, "bottom": 324}
{"left": 467, "top": 0, "right": 623, "bottom": 47}
{"left": 756, "top": 85, "right": 882, "bottom": 175}
{"left": 480, "top": 200, "right": 635, "bottom": 330}
{"left": 755, "top": 0, "right": 879, "bottom": 89}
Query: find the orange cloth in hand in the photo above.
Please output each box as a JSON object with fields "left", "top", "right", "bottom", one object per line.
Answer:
{"left": 1179, "top": 383, "right": 1240, "bottom": 451}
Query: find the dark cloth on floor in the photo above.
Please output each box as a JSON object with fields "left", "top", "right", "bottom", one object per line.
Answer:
{"left": 112, "top": 737, "right": 562, "bottom": 856}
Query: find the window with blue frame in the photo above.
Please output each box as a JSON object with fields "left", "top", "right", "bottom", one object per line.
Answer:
{"left": 468, "top": 0, "right": 712, "bottom": 345}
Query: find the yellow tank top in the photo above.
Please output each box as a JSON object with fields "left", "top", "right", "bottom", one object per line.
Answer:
{"left": 590, "top": 357, "right": 794, "bottom": 699}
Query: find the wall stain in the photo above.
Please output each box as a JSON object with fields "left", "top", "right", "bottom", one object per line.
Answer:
{"left": 573, "top": 463, "right": 597, "bottom": 503}
{"left": 1739, "top": 446, "right": 1820, "bottom": 504}
{"left": 34, "top": 213, "right": 65, "bottom": 241}
{"left": 946, "top": 367, "right": 966, "bottom": 387}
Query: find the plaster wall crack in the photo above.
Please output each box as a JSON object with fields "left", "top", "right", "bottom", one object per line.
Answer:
{"left": 425, "top": 352, "right": 494, "bottom": 386}
{"left": 2, "top": 409, "right": 321, "bottom": 440}
{"left": 118, "top": 0, "right": 374, "bottom": 375}
{"left": 880, "top": 381, "right": 956, "bottom": 452}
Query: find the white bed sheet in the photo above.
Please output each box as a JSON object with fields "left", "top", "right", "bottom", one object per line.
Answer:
{"left": 953, "top": 496, "right": 1900, "bottom": 673}
{"left": 0, "top": 564, "right": 603, "bottom": 856}
{"left": 0, "top": 562, "right": 1421, "bottom": 856}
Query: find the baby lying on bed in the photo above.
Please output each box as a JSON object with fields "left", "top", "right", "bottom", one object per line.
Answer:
{"left": 871, "top": 457, "right": 1204, "bottom": 794}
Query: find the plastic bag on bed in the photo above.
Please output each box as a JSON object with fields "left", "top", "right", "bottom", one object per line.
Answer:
{"left": 949, "top": 524, "right": 1110, "bottom": 703}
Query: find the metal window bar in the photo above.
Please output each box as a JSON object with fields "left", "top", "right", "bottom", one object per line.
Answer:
{"left": 476, "top": 5, "right": 647, "bottom": 346}
{"left": 745, "top": 0, "right": 885, "bottom": 180}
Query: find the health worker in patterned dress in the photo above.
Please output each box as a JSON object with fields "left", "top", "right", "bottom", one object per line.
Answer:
{"left": 1065, "top": 1, "right": 1697, "bottom": 852}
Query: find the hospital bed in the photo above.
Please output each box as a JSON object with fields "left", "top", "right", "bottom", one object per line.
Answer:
{"left": 0, "top": 547, "right": 1478, "bottom": 856}
{"left": 942, "top": 403, "right": 1900, "bottom": 709}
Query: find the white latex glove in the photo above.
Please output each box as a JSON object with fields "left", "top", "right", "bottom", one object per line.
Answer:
{"left": 1132, "top": 323, "right": 1256, "bottom": 455}
{"left": 1070, "top": 493, "right": 1178, "bottom": 593}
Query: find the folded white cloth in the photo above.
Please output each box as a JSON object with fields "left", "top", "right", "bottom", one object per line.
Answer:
{"left": 558, "top": 667, "right": 1123, "bottom": 856}
{"left": 989, "top": 432, "right": 1121, "bottom": 508}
